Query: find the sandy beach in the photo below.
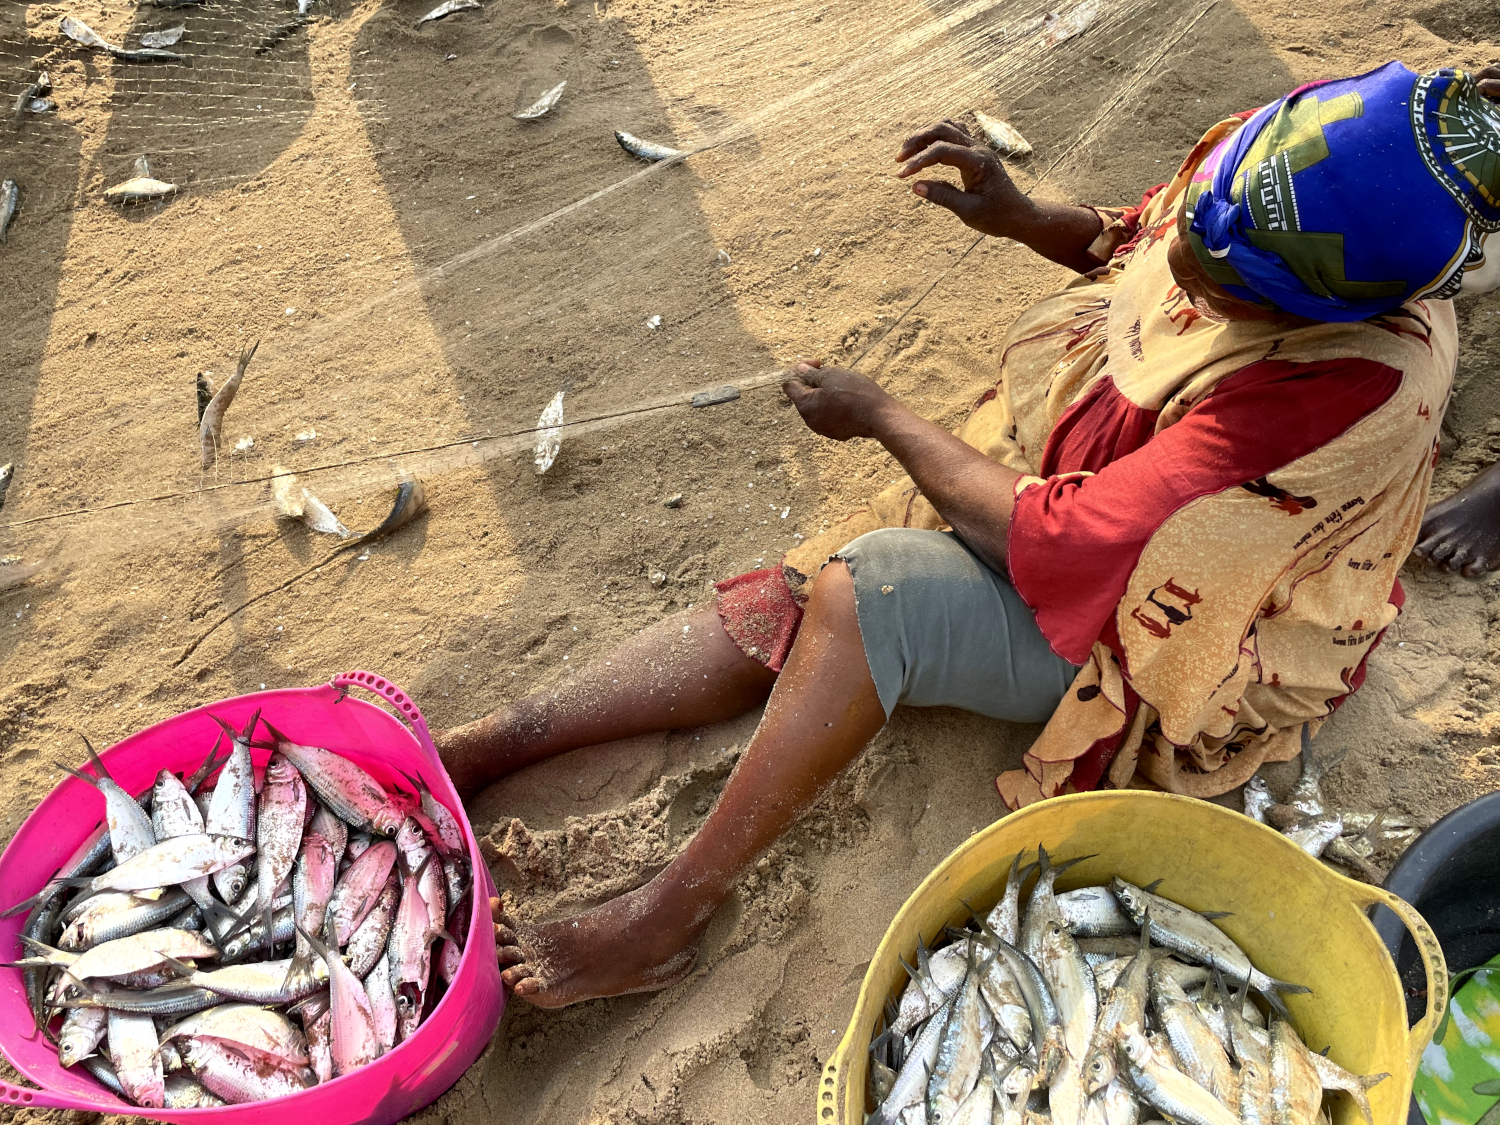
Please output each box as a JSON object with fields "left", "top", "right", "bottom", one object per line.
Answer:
{"left": 3, "top": 0, "right": 1500, "bottom": 1118}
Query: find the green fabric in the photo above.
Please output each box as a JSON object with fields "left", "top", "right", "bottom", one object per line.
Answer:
{"left": 1415, "top": 955, "right": 1500, "bottom": 1125}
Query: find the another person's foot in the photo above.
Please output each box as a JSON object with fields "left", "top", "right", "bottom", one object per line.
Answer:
{"left": 491, "top": 888, "right": 705, "bottom": 1008}
{"left": 1415, "top": 461, "right": 1500, "bottom": 577}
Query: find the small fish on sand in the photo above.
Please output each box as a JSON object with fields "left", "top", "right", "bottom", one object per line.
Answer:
{"left": 0, "top": 180, "right": 17, "bottom": 244}
{"left": 60, "top": 15, "right": 114, "bottom": 49}
{"left": 110, "top": 47, "right": 186, "bottom": 62}
{"left": 104, "top": 156, "right": 178, "bottom": 204}
{"left": 514, "top": 80, "right": 566, "bottom": 120}
{"left": 139, "top": 24, "right": 186, "bottom": 47}
{"left": 24, "top": 99, "right": 55, "bottom": 115}
{"left": 199, "top": 340, "right": 257, "bottom": 468}
{"left": 270, "top": 467, "right": 353, "bottom": 539}
{"left": 13, "top": 72, "right": 51, "bottom": 128}
{"left": 301, "top": 492, "right": 350, "bottom": 538}
{"left": 415, "top": 0, "right": 480, "bottom": 26}
{"left": 974, "top": 110, "right": 1032, "bottom": 158}
{"left": 534, "top": 390, "right": 565, "bottom": 474}
{"left": 615, "top": 129, "right": 685, "bottom": 162}
{"left": 0, "top": 463, "right": 13, "bottom": 510}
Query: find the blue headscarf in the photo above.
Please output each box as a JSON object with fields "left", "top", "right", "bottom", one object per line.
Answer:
{"left": 1185, "top": 62, "right": 1500, "bottom": 321}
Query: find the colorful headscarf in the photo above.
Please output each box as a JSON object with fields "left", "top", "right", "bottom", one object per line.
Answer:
{"left": 1185, "top": 62, "right": 1500, "bottom": 321}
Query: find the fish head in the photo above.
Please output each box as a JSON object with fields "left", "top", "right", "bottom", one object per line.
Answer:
{"left": 219, "top": 865, "right": 247, "bottom": 903}
{"left": 372, "top": 807, "right": 406, "bottom": 838}
{"left": 1118, "top": 1026, "right": 1151, "bottom": 1066}
{"left": 57, "top": 1040, "right": 86, "bottom": 1068}
{"left": 264, "top": 754, "right": 298, "bottom": 784}
{"left": 1107, "top": 879, "right": 1146, "bottom": 924}
{"left": 396, "top": 816, "right": 425, "bottom": 852}
{"left": 1083, "top": 1048, "right": 1117, "bottom": 1096}
{"left": 153, "top": 769, "right": 181, "bottom": 799}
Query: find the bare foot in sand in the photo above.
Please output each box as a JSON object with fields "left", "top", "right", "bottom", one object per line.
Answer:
{"left": 491, "top": 892, "right": 703, "bottom": 1008}
{"left": 1415, "top": 461, "right": 1500, "bottom": 576}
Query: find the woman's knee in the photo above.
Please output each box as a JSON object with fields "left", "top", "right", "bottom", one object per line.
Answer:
{"left": 807, "top": 559, "right": 859, "bottom": 633}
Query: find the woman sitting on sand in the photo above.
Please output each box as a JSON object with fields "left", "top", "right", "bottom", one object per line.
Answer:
{"left": 437, "top": 63, "right": 1500, "bottom": 1007}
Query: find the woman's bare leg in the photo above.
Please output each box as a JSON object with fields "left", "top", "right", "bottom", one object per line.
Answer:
{"left": 436, "top": 606, "right": 777, "bottom": 795}
{"left": 494, "top": 560, "right": 885, "bottom": 1008}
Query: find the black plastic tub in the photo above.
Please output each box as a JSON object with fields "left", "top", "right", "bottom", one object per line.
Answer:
{"left": 1374, "top": 789, "right": 1500, "bottom": 1125}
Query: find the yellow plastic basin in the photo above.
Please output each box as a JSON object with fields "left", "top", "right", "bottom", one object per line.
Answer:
{"left": 818, "top": 791, "right": 1446, "bottom": 1125}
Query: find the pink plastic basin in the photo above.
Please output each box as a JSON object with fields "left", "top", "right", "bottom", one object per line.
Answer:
{"left": 0, "top": 670, "right": 503, "bottom": 1123}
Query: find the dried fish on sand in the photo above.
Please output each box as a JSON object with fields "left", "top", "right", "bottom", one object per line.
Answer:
{"left": 534, "top": 389, "right": 565, "bottom": 474}
{"left": 60, "top": 15, "right": 114, "bottom": 49}
{"left": 13, "top": 72, "right": 51, "bottom": 128}
{"left": 974, "top": 110, "right": 1033, "bottom": 158}
{"left": 615, "top": 129, "right": 686, "bottom": 162}
{"left": 140, "top": 24, "right": 186, "bottom": 47}
{"left": 0, "top": 180, "right": 18, "bottom": 244}
{"left": 105, "top": 156, "right": 178, "bottom": 204}
{"left": 415, "top": 0, "right": 480, "bottom": 25}
{"left": 199, "top": 340, "right": 257, "bottom": 468}
{"left": 515, "top": 80, "right": 566, "bottom": 120}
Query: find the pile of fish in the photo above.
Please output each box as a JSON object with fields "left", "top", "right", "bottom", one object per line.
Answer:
{"left": 4, "top": 712, "right": 473, "bottom": 1109}
{"left": 1242, "top": 738, "right": 1420, "bottom": 881}
{"left": 866, "top": 848, "right": 1387, "bottom": 1125}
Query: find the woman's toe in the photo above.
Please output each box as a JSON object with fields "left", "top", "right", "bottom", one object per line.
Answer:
{"left": 495, "top": 922, "right": 519, "bottom": 945}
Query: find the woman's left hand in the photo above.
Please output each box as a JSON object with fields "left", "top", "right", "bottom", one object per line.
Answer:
{"left": 782, "top": 360, "right": 898, "bottom": 441}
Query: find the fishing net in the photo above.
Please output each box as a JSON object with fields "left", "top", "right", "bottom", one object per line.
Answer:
{"left": 1, "top": 0, "right": 1224, "bottom": 588}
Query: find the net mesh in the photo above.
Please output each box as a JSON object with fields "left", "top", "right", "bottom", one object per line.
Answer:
{"left": 1, "top": 0, "right": 1218, "bottom": 586}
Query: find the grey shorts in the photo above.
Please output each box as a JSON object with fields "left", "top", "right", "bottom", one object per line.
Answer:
{"left": 834, "top": 528, "right": 1079, "bottom": 723}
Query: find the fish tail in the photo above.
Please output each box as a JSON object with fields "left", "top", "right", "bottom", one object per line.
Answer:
{"left": 154, "top": 950, "right": 197, "bottom": 977}
{"left": 52, "top": 761, "right": 101, "bottom": 790}
{"left": 240, "top": 707, "right": 262, "bottom": 743}
{"left": 185, "top": 740, "right": 231, "bottom": 794}
{"left": 257, "top": 717, "right": 289, "bottom": 745}
{"left": 17, "top": 934, "right": 64, "bottom": 960}
{"left": 282, "top": 947, "right": 317, "bottom": 995}
{"left": 1053, "top": 853, "right": 1098, "bottom": 875}
{"left": 0, "top": 885, "right": 56, "bottom": 919}
{"left": 77, "top": 734, "right": 114, "bottom": 785}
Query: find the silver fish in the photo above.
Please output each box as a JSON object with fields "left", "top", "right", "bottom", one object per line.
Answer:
{"left": 162, "top": 1003, "right": 309, "bottom": 1068}
{"left": 288, "top": 829, "right": 339, "bottom": 992}
{"left": 389, "top": 858, "right": 435, "bottom": 1038}
{"left": 300, "top": 924, "right": 379, "bottom": 1075}
{"left": 60, "top": 889, "right": 193, "bottom": 950}
{"left": 514, "top": 80, "right": 566, "bottom": 120}
{"left": 63, "top": 982, "right": 221, "bottom": 1016}
{"left": 0, "top": 180, "right": 18, "bottom": 244}
{"left": 1117, "top": 1026, "right": 1238, "bottom": 1125}
{"left": 988, "top": 934, "right": 1065, "bottom": 1085}
{"left": 311, "top": 804, "right": 348, "bottom": 861}
{"left": 103, "top": 157, "right": 178, "bottom": 204}
{"left": 12, "top": 71, "right": 51, "bottom": 126}
{"left": 869, "top": 994, "right": 954, "bottom": 1125}
{"left": 254, "top": 753, "right": 307, "bottom": 937}
{"left": 219, "top": 903, "right": 294, "bottom": 961}
{"left": 1082, "top": 926, "right": 1151, "bottom": 1095}
{"left": 57, "top": 1004, "right": 108, "bottom": 1067}
{"left": 986, "top": 851, "right": 1033, "bottom": 946}
{"left": 409, "top": 770, "right": 465, "bottom": 853}
{"left": 179, "top": 1036, "right": 315, "bottom": 1104}
{"left": 1022, "top": 847, "right": 1089, "bottom": 960}
{"left": 347, "top": 874, "right": 400, "bottom": 978}
{"left": 1283, "top": 813, "right": 1342, "bottom": 859}
{"left": 57, "top": 737, "right": 156, "bottom": 863}
{"left": 1149, "top": 965, "right": 1237, "bottom": 1110}
{"left": 1224, "top": 980, "right": 1273, "bottom": 1125}
{"left": 110, "top": 47, "right": 185, "bottom": 62}
{"left": 139, "top": 24, "right": 185, "bottom": 47}
{"left": 154, "top": 954, "right": 327, "bottom": 1005}
{"left": 415, "top": 0, "right": 480, "bottom": 24}
{"left": 977, "top": 945, "right": 1034, "bottom": 1054}
{"left": 108, "top": 1009, "right": 165, "bottom": 1108}
{"left": 615, "top": 129, "right": 685, "bottom": 162}
{"left": 1098, "top": 1077, "right": 1139, "bottom": 1125}
{"left": 76, "top": 1053, "right": 126, "bottom": 1096}
{"left": 364, "top": 951, "right": 397, "bottom": 1053}
{"left": 396, "top": 817, "right": 446, "bottom": 945}
{"left": 1287, "top": 736, "right": 1342, "bottom": 818}
{"left": 80, "top": 833, "right": 254, "bottom": 895}
{"left": 1058, "top": 886, "right": 1134, "bottom": 938}
{"left": 1243, "top": 777, "right": 1275, "bottom": 823}
{"left": 60, "top": 15, "right": 114, "bottom": 49}
{"left": 1109, "top": 879, "right": 1308, "bottom": 1014}
{"left": 292, "top": 991, "right": 333, "bottom": 1084}
{"left": 23, "top": 97, "right": 55, "bottom": 114}
{"left": 327, "top": 840, "right": 398, "bottom": 943}
{"left": 928, "top": 945, "right": 988, "bottom": 1124}
{"left": 973, "top": 110, "right": 1032, "bottom": 158}
{"left": 37, "top": 927, "right": 214, "bottom": 982}
{"left": 152, "top": 769, "right": 205, "bottom": 839}
{"left": 164, "top": 1072, "right": 225, "bottom": 1108}
{"left": 1268, "top": 1018, "right": 1322, "bottom": 1125}
{"left": 1304, "top": 1045, "right": 1387, "bottom": 1124}
{"left": 206, "top": 713, "right": 257, "bottom": 903}
{"left": 260, "top": 727, "right": 402, "bottom": 836}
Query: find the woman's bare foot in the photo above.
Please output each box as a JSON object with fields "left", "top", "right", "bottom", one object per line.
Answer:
{"left": 1415, "top": 461, "right": 1500, "bottom": 577}
{"left": 491, "top": 891, "right": 705, "bottom": 1009}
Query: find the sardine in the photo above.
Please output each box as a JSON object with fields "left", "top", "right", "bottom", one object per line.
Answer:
{"left": 973, "top": 111, "right": 1032, "bottom": 158}
{"left": 110, "top": 46, "right": 186, "bottom": 62}
{"left": 300, "top": 924, "right": 379, "bottom": 1075}
{"left": 162, "top": 1003, "right": 309, "bottom": 1068}
{"left": 396, "top": 817, "right": 446, "bottom": 945}
{"left": 103, "top": 157, "right": 178, "bottom": 204}
{"left": 985, "top": 851, "right": 1033, "bottom": 946}
{"left": 1303, "top": 1046, "right": 1387, "bottom": 1124}
{"left": 1098, "top": 1077, "right": 1139, "bottom": 1125}
{"left": 164, "top": 1072, "right": 225, "bottom": 1108}
{"left": 364, "top": 951, "right": 397, "bottom": 1053}
{"left": 35, "top": 927, "right": 214, "bottom": 982}
{"left": 57, "top": 736, "right": 156, "bottom": 863}
{"left": 258, "top": 725, "right": 403, "bottom": 836}
{"left": 288, "top": 829, "right": 339, "bottom": 992}
{"left": 1149, "top": 965, "right": 1237, "bottom": 1110}
{"left": 389, "top": 857, "right": 435, "bottom": 1040}
{"left": 1117, "top": 1026, "right": 1237, "bottom": 1125}
{"left": 74, "top": 832, "right": 254, "bottom": 895}
{"left": 255, "top": 753, "right": 307, "bottom": 939}
{"left": 415, "top": 0, "right": 480, "bottom": 24}
{"left": 1022, "top": 848, "right": 1091, "bottom": 961}
{"left": 1082, "top": 925, "right": 1151, "bottom": 1095}
{"left": 64, "top": 982, "right": 221, "bottom": 1016}
{"left": 1109, "top": 879, "right": 1308, "bottom": 1015}
{"left": 206, "top": 713, "right": 257, "bottom": 902}
{"left": 987, "top": 932, "right": 1065, "bottom": 1085}
{"left": 108, "top": 1009, "right": 165, "bottom": 1108}
{"left": 1038, "top": 922, "right": 1097, "bottom": 1063}
{"left": 344, "top": 875, "right": 397, "bottom": 980}
{"left": 614, "top": 129, "right": 685, "bottom": 162}
{"left": 77, "top": 1054, "right": 127, "bottom": 1096}
{"left": 152, "top": 768, "right": 206, "bottom": 839}
{"left": 978, "top": 946, "right": 1034, "bottom": 1054}
{"left": 1283, "top": 813, "right": 1342, "bottom": 859}
{"left": 151, "top": 954, "right": 327, "bottom": 1004}
{"left": 869, "top": 995, "right": 955, "bottom": 1125}
{"left": 179, "top": 1036, "right": 314, "bottom": 1104}
{"left": 219, "top": 903, "right": 294, "bottom": 961}
{"left": 327, "top": 840, "right": 398, "bottom": 943}
{"left": 60, "top": 889, "right": 193, "bottom": 950}
{"left": 1269, "top": 1019, "right": 1322, "bottom": 1125}
{"left": 1223, "top": 978, "right": 1274, "bottom": 1125}
{"left": 139, "top": 24, "right": 186, "bottom": 47}
{"left": 514, "top": 80, "right": 566, "bottom": 120}
{"left": 1057, "top": 887, "right": 1134, "bottom": 939}
{"left": 311, "top": 804, "right": 349, "bottom": 861}
{"left": 57, "top": 1004, "right": 108, "bottom": 1067}
{"left": 928, "top": 944, "right": 989, "bottom": 1124}
{"left": 1243, "top": 777, "right": 1274, "bottom": 823}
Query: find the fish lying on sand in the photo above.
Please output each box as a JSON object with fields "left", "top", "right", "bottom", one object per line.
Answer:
{"left": 415, "top": 0, "right": 480, "bottom": 25}
{"left": 514, "top": 80, "right": 566, "bottom": 120}
{"left": 139, "top": 24, "right": 186, "bottom": 47}
{"left": 534, "top": 389, "right": 565, "bottom": 474}
{"left": 614, "top": 129, "right": 686, "bottom": 162}
{"left": 0, "top": 180, "right": 17, "bottom": 243}
{"left": 198, "top": 340, "right": 257, "bottom": 468}
{"left": 104, "top": 157, "right": 178, "bottom": 204}
{"left": 61, "top": 16, "right": 184, "bottom": 61}
{"left": 974, "top": 110, "right": 1032, "bottom": 158}
{"left": 13, "top": 72, "right": 52, "bottom": 128}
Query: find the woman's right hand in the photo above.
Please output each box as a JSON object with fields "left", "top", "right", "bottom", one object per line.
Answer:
{"left": 895, "top": 119, "right": 1033, "bottom": 239}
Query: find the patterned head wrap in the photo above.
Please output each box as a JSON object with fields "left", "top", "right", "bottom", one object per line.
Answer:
{"left": 1185, "top": 62, "right": 1500, "bottom": 321}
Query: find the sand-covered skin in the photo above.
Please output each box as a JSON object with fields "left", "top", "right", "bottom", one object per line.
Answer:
{"left": 3, "top": 0, "right": 1500, "bottom": 1121}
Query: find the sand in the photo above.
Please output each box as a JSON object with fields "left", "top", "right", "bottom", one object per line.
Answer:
{"left": 3, "top": 0, "right": 1500, "bottom": 1119}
